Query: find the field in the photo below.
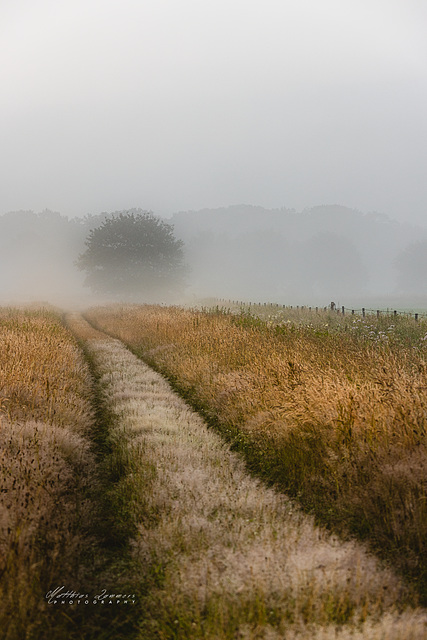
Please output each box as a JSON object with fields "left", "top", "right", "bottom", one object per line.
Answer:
{"left": 0, "top": 308, "right": 139, "bottom": 639}
{"left": 1, "top": 303, "right": 427, "bottom": 638}
{"left": 0, "top": 307, "right": 96, "bottom": 637}
{"left": 85, "top": 303, "right": 427, "bottom": 605}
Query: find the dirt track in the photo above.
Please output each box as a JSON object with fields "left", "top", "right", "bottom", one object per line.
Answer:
{"left": 67, "top": 312, "right": 427, "bottom": 639}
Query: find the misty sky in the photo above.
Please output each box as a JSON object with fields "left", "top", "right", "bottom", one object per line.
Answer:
{"left": 1, "top": 0, "right": 427, "bottom": 224}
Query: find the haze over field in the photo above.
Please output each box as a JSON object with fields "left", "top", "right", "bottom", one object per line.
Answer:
{"left": 0, "top": 206, "right": 426, "bottom": 308}
{"left": 1, "top": 1, "right": 427, "bottom": 226}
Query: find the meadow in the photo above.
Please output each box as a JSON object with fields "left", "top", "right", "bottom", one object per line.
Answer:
{"left": 75, "top": 317, "right": 427, "bottom": 639}
{"left": 0, "top": 308, "right": 139, "bottom": 639}
{"left": 0, "top": 307, "right": 97, "bottom": 638}
{"left": 2, "top": 303, "right": 427, "bottom": 638}
{"left": 85, "top": 303, "right": 427, "bottom": 606}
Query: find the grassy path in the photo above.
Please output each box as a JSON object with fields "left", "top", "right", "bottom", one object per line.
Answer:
{"left": 0, "top": 308, "right": 138, "bottom": 639}
{"left": 84, "top": 303, "right": 427, "bottom": 602}
{"left": 69, "top": 313, "right": 427, "bottom": 639}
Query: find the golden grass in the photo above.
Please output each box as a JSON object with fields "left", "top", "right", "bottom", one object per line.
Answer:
{"left": 79, "top": 310, "right": 427, "bottom": 638}
{"left": 0, "top": 307, "right": 97, "bottom": 639}
{"left": 0, "top": 308, "right": 94, "bottom": 429}
{"left": 85, "top": 304, "right": 427, "bottom": 604}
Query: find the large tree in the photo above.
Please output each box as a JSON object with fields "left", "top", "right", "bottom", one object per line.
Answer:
{"left": 77, "top": 210, "right": 186, "bottom": 299}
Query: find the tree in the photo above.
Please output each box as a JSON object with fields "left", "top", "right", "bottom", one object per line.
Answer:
{"left": 76, "top": 210, "right": 187, "bottom": 299}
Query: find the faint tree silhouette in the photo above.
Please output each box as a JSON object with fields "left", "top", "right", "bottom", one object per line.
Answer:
{"left": 77, "top": 209, "right": 187, "bottom": 299}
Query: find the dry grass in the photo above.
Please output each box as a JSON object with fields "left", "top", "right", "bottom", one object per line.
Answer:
{"left": 0, "top": 308, "right": 97, "bottom": 639}
{"left": 85, "top": 304, "right": 427, "bottom": 604}
{"left": 79, "top": 314, "right": 427, "bottom": 638}
{"left": 0, "top": 307, "right": 94, "bottom": 428}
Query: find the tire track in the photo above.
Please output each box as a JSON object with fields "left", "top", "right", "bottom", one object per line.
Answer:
{"left": 69, "top": 313, "right": 427, "bottom": 639}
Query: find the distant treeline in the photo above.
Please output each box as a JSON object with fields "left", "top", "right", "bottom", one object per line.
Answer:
{"left": 0, "top": 204, "right": 426, "bottom": 304}
{"left": 171, "top": 204, "right": 427, "bottom": 303}
{"left": 0, "top": 209, "right": 110, "bottom": 303}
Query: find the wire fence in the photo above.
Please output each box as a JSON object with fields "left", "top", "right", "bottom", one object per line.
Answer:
{"left": 213, "top": 299, "right": 427, "bottom": 321}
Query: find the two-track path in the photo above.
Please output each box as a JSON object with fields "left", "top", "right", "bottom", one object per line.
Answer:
{"left": 68, "top": 313, "right": 427, "bottom": 640}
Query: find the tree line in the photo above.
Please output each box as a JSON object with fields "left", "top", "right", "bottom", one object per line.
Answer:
{"left": 0, "top": 205, "right": 426, "bottom": 303}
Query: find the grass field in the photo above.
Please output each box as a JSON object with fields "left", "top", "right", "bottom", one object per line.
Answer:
{"left": 85, "top": 303, "right": 427, "bottom": 607}
{"left": 2, "top": 303, "right": 427, "bottom": 638}
{"left": 76, "top": 318, "right": 427, "bottom": 638}
{"left": 0, "top": 307, "right": 97, "bottom": 638}
{"left": 0, "top": 308, "right": 139, "bottom": 639}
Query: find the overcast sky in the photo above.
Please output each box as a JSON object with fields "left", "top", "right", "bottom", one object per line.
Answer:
{"left": 1, "top": 0, "right": 426, "bottom": 224}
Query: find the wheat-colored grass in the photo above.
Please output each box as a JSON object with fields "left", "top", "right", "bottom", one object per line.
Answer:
{"left": 78, "top": 312, "right": 427, "bottom": 638}
{"left": 0, "top": 308, "right": 94, "bottom": 429}
{"left": 0, "top": 308, "right": 98, "bottom": 639}
{"left": 85, "top": 303, "right": 427, "bottom": 605}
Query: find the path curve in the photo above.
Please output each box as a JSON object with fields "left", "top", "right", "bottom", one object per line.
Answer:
{"left": 68, "top": 313, "right": 427, "bottom": 640}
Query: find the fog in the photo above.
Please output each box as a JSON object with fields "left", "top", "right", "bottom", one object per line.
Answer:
{"left": 171, "top": 205, "right": 427, "bottom": 307}
{"left": 1, "top": 1, "right": 427, "bottom": 226}
{"left": 1, "top": 1, "right": 427, "bottom": 307}
{"left": 0, "top": 206, "right": 426, "bottom": 310}
{"left": 0, "top": 211, "right": 97, "bottom": 307}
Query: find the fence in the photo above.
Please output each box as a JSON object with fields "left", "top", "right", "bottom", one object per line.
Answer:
{"left": 213, "top": 299, "right": 427, "bottom": 321}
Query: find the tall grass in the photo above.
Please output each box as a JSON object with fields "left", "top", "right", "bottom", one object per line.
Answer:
{"left": 0, "top": 308, "right": 99, "bottom": 638}
{"left": 78, "top": 315, "right": 427, "bottom": 639}
{"left": 85, "top": 304, "right": 427, "bottom": 604}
